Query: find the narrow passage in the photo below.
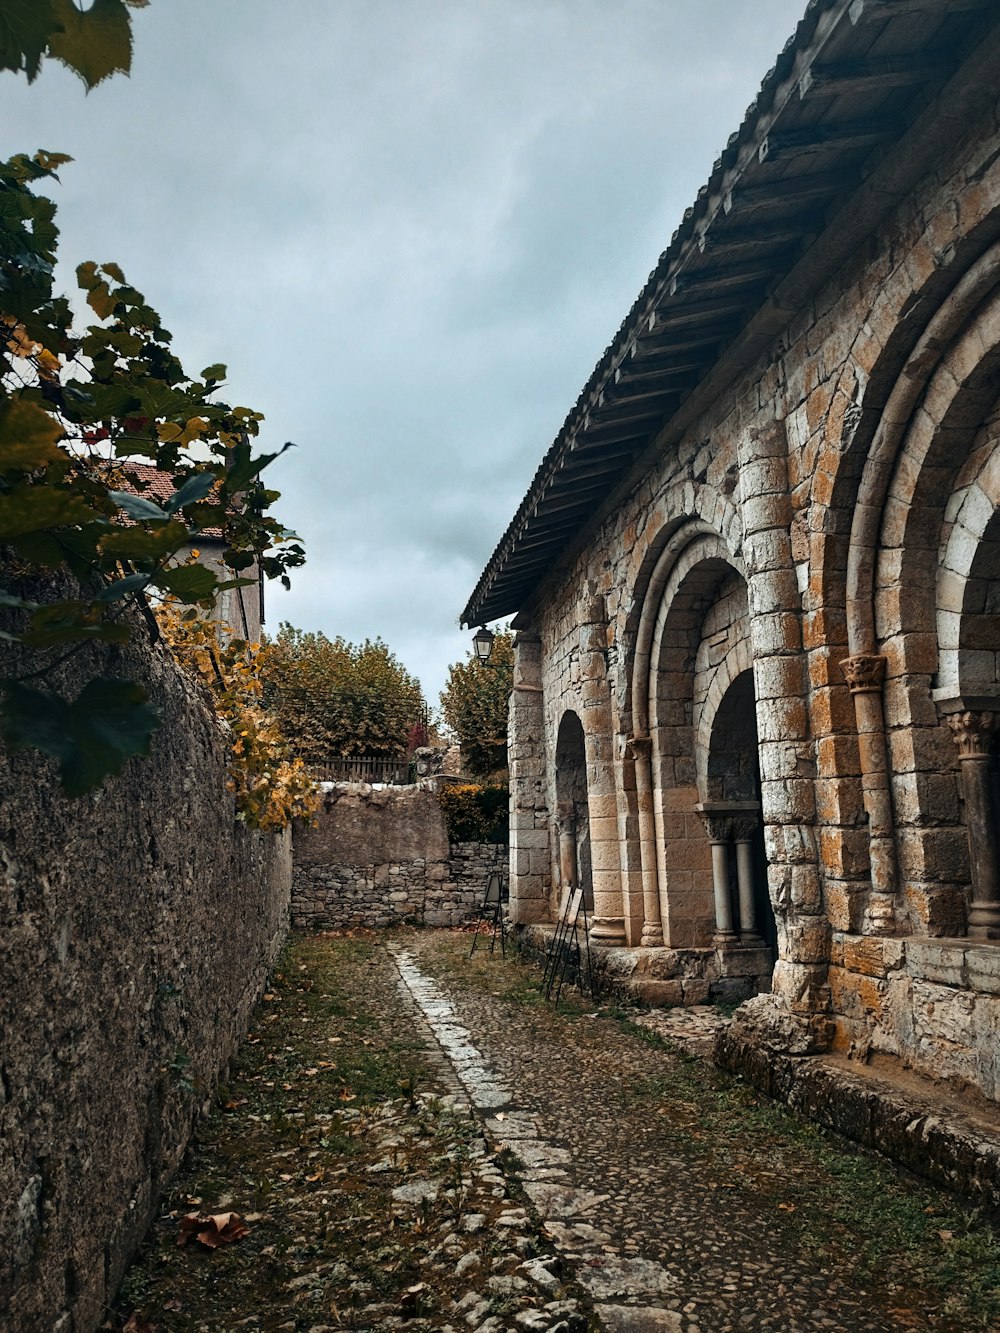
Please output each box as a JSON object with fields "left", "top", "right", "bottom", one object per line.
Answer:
{"left": 110, "top": 931, "right": 1000, "bottom": 1333}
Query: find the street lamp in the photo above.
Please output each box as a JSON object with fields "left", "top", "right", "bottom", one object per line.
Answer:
{"left": 472, "top": 625, "right": 495, "bottom": 664}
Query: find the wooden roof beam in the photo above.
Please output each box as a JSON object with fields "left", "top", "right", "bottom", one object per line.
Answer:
{"left": 696, "top": 218, "right": 819, "bottom": 255}
{"left": 799, "top": 56, "right": 948, "bottom": 99}
{"left": 849, "top": 0, "right": 989, "bottom": 23}
{"left": 724, "top": 169, "right": 860, "bottom": 215}
{"left": 758, "top": 116, "right": 902, "bottom": 163}
{"left": 669, "top": 258, "right": 780, "bottom": 296}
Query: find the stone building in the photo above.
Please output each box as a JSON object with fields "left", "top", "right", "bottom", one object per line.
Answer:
{"left": 462, "top": 0, "right": 1000, "bottom": 1105}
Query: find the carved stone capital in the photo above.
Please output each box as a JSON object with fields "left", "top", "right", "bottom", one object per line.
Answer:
{"left": 700, "top": 813, "right": 732, "bottom": 843}
{"left": 626, "top": 734, "right": 652, "bottom": 763}
{"left": 839, "top": 653, "right": 886, "bottom": 694}
{"left": 555, "top": 799, "right": 577, "bottom": 832}
{"left": 945, "top": 710, "right": 998, "bottom": 761}
{"left": 731, "top": 816, "right": 759, "bottom": 842}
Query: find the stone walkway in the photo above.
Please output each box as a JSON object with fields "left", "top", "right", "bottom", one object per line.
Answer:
{"left": 110, "top": 931, "right": 999, "bottom": 1333}
{"left": 395, "top": 932, "right": 996, "bottom": 1333}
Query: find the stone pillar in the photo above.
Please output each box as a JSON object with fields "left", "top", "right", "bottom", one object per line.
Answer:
{"left": 840, "top": 652, "right": 897, "bottom": 934}
{"left": 701, "top": 813, "right": 738, "bottom": 943}
{"left": 579, "top": 595, "right": 627, "bottom": 947}
{"left": 556, "top": 799, "right": 578, "bottom": 891}
{"left": 630, "top": 734, "right": 664, "bottom": 946}
{"left": 739, "top": 422, "right": 829, "bottom": 1025}
{"left": 508, "top": 631, "right": 550, "bottom": 925}
{"left": 732, "top": 815, "right": 763, "bottom": 943}
{"left": 944, "top": 709, "right": 1000, "bottom": 939}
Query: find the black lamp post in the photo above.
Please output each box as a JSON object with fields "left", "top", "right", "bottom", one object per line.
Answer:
{"left": 472, "top": 625, "right": 495, "bottom": 664}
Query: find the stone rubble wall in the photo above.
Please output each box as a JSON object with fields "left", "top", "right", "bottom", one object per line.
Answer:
{"left": 0, "top": 609, "right": 292, "bottom": 1333}
{"left": 292, "top": 783, "right": 505, "bottom": 929}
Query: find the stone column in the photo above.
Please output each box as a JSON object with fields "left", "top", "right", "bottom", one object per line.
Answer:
{"left": 630, "top": 735, "right": 664, "bottom": 946}
{"left": 508, "top": 631, "right": 551, "bottom": 925}
{"left": 945, "top": 710, "right": 1000, "bottom": 939}
{"left": 739, "top": 422, "right": 829, "bottom": 1027}
{"left": 556, "top": 799, "right": 578, "bottom": 891}
{"left": 732, "top": 815, "right": 763, "bottom": 943}
{"left": 698, "top": 812, "right": 738, "bottom": 943}
{"left": 579, "top": 595, "right": 627, "bottom": 947}
{"left": 840, "top": 652, "right": 897, "bottom": 934}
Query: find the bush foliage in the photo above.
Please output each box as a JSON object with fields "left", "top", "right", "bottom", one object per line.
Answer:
{"left": 438, "top": 783, "right": 509, "bottom": 844}
{"left": 439, "top": 631, "right": 513, "bottom": 780}
{"left": 261, "top": 624, "right": 426, "bottom": 765}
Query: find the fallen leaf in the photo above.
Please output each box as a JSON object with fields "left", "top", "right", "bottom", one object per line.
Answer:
{"left": 938, "top": 1229, "right": 955, "bottom": 1242}
{"left": 177, "top": 1211, "right": 250, "bottom": 1249}
{"left": 777, "top": 1202, "right": 796, "bottom": 1212}
{"left": 123, "top": 1316, "right": 157, "bottom": 1333}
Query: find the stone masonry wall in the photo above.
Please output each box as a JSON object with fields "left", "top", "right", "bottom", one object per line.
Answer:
{"left": 505, "top": 59, "right": 1000, "bottom": 1102}
{"left": 0, "top": 608, "right": 292, "bottom": 1332}
{"left": 292, "top": 784, "right": 505, "bottom": 929}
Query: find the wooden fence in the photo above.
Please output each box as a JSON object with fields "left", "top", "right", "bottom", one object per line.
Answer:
{"left": 310, "top": 755, "right": 411, "bottom": 785}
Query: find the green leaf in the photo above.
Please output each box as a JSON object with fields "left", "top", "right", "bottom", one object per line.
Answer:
{"left": 201, "top": 363, "right": 227, "bottom": 383}
{"left": 108, "top": 488, "right": 167, "bottom": 521}
{"left": 94, "top": 571, "right": 151, "bottom": 603}
{"left": 0, "top": 484, "right": 99, "bottom": 539}
{"left": 222, "top": 440, "right": 294, "bottom": 495}
{"left": 48, "top": 0, "right": 133, "bottom": 90}
{"left": 0, "top": 397, "right": 65, "bottom": 474}
{"left": 0, "top": 676, "right": 159, "bottom": 796}
{"left": 164, "top": 471, "right": 216, "bottom": 514}
{"left": 99, "top": 519, "right": 187, "bottom": 562}
{"left": 153, "top": 562, "right": 218, "bottom": 601}
{"left": 0, "top": 0, "right": 61, "bottom": 82}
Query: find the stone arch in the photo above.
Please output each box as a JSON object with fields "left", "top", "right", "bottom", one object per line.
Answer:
{"left": 846, "top": 258, "right": 1000, "bottom": 936}
{"left": 936, "top": 436, "right": 1000, "bottom": 697}
{"left": 700, "top": 668, "right": 776, "bottom": 952}
{"left": 617, "top": 484, "right": 742, "bottom": 733}
{"left": 625, "top": 525, "right": 751, "bottom": 950}
{"left": 554, "top": 710, "right": 591, "bottom": 909}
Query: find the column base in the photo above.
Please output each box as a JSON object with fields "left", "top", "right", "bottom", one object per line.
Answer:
{"left": 639, "top": 922, "right": 664, "bottom": 947}
{"left": 863, "top": 892, "right": 896, "bottom": 936}
{"left": 968, "top": 901, "right": 1000, "bottom": 938}
{"left": 589, "top": 916, "right": 627, "bottom": 947}
{"left": 713, "top": 930, "right": 739, "bottom": 947}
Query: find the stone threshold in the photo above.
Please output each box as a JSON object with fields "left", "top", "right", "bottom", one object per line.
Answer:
{"left": 515, "top": 923, "right": 774, "bottom": 1007}
{"left": 717, "top": 1023, "right": 1000, "bottom": 1215}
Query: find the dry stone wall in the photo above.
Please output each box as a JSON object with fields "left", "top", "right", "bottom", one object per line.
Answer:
{"left": 292, "top": 784, "right": 505, "bottom": 929}
{"left": 0, "top": 607, "right": 292, "bottom": 1333}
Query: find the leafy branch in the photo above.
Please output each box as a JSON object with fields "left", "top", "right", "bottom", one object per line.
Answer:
{"left": 0, "top": 150, "right": 305, "bottom": 793}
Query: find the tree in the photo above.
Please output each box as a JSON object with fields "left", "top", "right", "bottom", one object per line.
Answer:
{"left": 440, "top": 631, "right": 514, "bottom": 780}
{"left": 261, "top": 625, "right": 426, "bottom": 765}
{"left": 0, "top": 151, "right": 304, "bottom": 793}
{"left": 0, "top": 0, "right": 148, "bottom": 90}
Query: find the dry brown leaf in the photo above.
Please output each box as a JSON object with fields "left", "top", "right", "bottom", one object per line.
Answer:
{"left": 176, "top": 1211, "right": 250, "bottom": 1249}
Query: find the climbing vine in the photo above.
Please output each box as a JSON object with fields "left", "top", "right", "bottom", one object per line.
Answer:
{"left": 0, "top": 150, "right": 305, "bottom": 793}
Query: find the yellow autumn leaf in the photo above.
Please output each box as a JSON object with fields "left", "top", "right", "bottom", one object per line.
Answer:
{"left": 0, "top": 399, "right": 66, "bottom": 474}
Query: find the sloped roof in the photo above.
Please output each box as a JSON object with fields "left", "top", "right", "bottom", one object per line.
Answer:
{"left": 119, "top": 461, "right": 225, "bottom": 540}
{"left": 461, "top": 0, "right": 999, "bottom": 628}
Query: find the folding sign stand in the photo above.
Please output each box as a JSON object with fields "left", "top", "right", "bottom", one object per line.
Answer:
{"left": 541, "top": 887, "right": 598, "bottom": 1007}
{"left": 469, "top": 871, "right": 508, "bottom": 959}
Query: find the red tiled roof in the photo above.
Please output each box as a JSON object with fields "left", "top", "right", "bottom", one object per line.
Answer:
{"left": 118, "top": 462, "right": 225, "bottom": 540}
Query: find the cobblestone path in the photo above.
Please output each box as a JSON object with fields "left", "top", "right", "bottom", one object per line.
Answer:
{"left": 111, "top": 931, "right": 1000, "bottom": 1333}
{"left": 401, "top": 931, "right": 1000, "bottom": 1333}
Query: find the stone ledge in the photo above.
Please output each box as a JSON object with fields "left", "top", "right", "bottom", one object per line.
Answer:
{"left": 717, "top": 1021, "right": 1000, "bottom": 1213}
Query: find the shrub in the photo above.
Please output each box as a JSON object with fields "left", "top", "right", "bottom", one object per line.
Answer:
{"left": 438, "top": 783, "right": 509, "bottom": 844}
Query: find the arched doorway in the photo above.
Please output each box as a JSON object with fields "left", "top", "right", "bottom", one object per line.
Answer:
{"left": 701, "top": 669, "right": 776, "bottom": 950}
{"left": 554, "top": 711, "right": 592, "bottom": 910}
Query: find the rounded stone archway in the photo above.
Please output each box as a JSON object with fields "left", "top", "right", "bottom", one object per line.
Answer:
{"left": 554, "top": 710, "right": 592, "bottom": 911}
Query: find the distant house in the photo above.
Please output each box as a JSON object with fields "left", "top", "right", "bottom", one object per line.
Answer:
{"left": 120, "top": 461, "right": 264, "bottom": 643}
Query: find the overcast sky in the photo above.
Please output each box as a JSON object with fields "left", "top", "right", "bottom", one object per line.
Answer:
{"left": 5, "top": 0, "right": 807, "bottom": 704}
